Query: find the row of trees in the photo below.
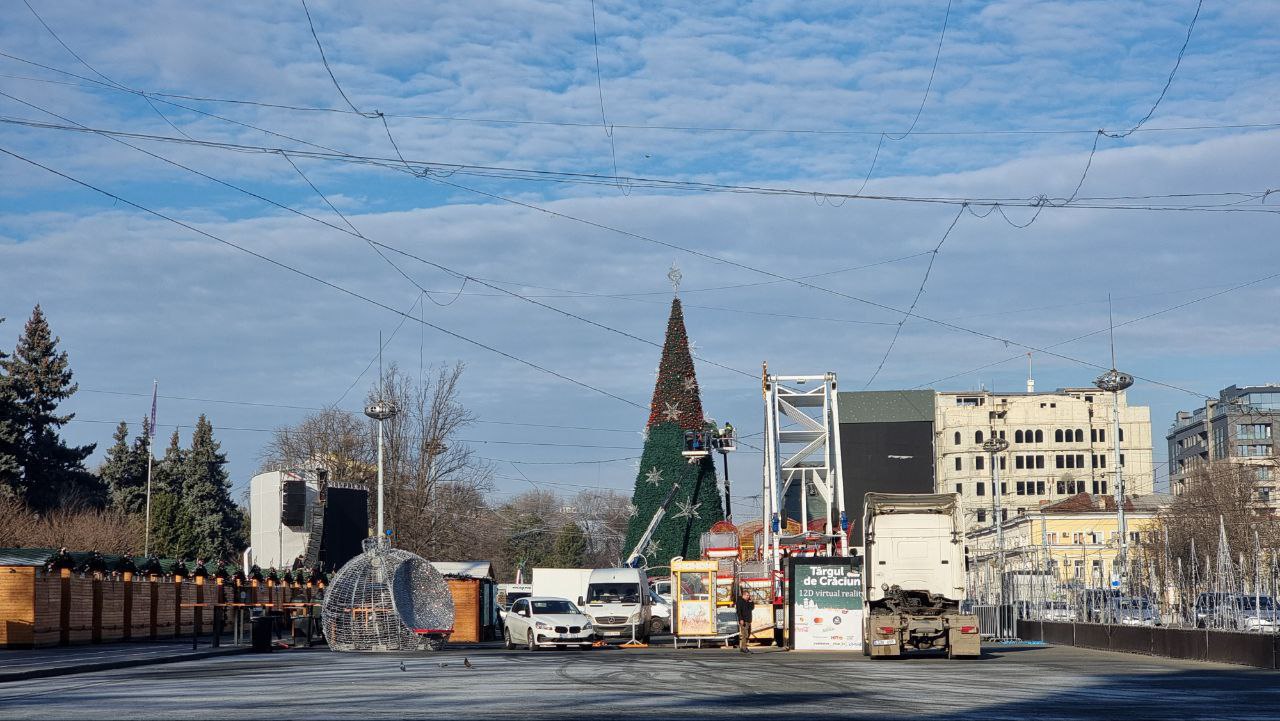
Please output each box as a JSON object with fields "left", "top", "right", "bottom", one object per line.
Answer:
{"left": 262, "top": 363, "right": 631, "bottom": 580}
{"left": 0, "top": 305, "right": 245, "bottom": 560}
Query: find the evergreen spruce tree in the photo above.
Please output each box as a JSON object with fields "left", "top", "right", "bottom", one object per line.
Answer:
{"left": 148, "top": 429, "right": 187, "bottom": 555}
{"left": 623, "top": 297, "right": 724, "bottom": 566}
{"left": 3, "top": 305, "right": 98, "bottom": 510}
{"left": 551, "top": 522, "right": 588, "bottom": 568}
{"left": 100, "top": 419, "right": 150, "bottom": 514}
{"left": 179, "top": 415, "right": 244, "bottom": 560}
{"left": 0, "top": 316, "right": 21, "bottom": 497}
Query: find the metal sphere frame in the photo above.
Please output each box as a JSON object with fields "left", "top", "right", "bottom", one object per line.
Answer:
{"left": 322, "top": 537, "right": 454, "bottom": 652}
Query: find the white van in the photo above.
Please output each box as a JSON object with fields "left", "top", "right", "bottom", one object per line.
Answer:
{"left": 580, "top": 568, "right": 651, "bottom": 641}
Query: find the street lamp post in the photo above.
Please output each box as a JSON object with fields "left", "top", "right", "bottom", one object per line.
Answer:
{"left": 1094, "top": 368, "right": 1134, "bottom": 590}
{"left": 364, "top": 400, "right": 398, "bottom": 539}
{"left": 982, "top": 435, "right": 1010, "bottom": 604}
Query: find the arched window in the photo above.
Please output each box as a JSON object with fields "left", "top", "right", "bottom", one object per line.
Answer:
{"left": 1075, "top": 429, "right": 1084, "bottom": 443}
{"left": 954, "top": 431, "right": 961, "bottom": 445}
{"left": 975, "top": 430, "right": 984, "bottom": 444}
{"left": 1055, "top": 429, "right": 1064, "bottom": 443}
{"left": 1015, "top": 430, "right": 1024, "bottom": 444}
{"left": 1035, "top": 430, "right": 1044, "bottom": 443}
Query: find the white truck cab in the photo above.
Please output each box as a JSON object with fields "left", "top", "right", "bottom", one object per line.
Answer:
{"left": 581, "top": 567, "right": 651, "bottom": 641}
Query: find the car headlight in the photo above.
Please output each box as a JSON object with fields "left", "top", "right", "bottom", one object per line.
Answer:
{"left": 583, "top": 622, "right": 593, "bottom": 630}
{"left": 627, "top": 612, "right": 640, "bottom": 624}
{"left": 535, "top": 621, "right": 553, "bottom": 630}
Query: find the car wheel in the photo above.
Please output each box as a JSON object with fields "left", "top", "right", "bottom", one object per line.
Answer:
{"left": 649, "top": 618, "right": 665, "bottom": 635}
{"left": 527, "top": 629, "right": 538, "bottom": 652}
{"left": 503, "top": 626, "right": 514, "bottom": 650}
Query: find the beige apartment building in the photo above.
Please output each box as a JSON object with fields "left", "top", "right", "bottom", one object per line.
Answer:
{"left": 935, "top": 387, "right": 1155, "bottom": 530}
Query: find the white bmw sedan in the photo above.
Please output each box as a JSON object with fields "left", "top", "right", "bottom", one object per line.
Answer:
{"left": 503, "top": 596, "right": 595, "bottom": 650}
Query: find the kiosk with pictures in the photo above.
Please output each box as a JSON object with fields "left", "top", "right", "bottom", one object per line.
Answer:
{"left": 670, "top": 558, "right": 730, "bottom": 647}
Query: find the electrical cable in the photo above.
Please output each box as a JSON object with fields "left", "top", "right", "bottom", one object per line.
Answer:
{"left": 588, "top": 0, "right": 625, "bottom": 193}
{"left": 1104, "top": 0, "right": 1205, "bottom": 139}
{"left": 9, "top": 50, "right": 1267, "bottom": 138}
{"left": 0, "top": 93, "right": 754, "bottom": 382}
{"left": 0, "top": 144, "right": 648, "bottom": 410}
{"left": 19, "top": 0, "right": 194, "bottom": 140}
{"left": 4, "top": 116, "right": 1276, "bottom": 214}
{"left": 884, "top": 0, "right": 951, "bottom": 141}
{"left": 864, "top": 204, "right": 965, "bottom": 387}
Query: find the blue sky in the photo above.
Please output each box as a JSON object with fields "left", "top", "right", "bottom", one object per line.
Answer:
{"left": 1, "top": 0, "right": 1278, "bottom": 512}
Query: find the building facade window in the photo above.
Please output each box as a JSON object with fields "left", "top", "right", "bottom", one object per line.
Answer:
{"left": 975, "top": 430, "right": 984, "bottom": 443}
{"left": 1075, "top": 429, "right": 1084, "bottom": 442}
{"left": 975, "top": 456, "right": 985, "bottom": 470}
{"left": 1092, "top": 480, "right": 1109, "bottom": 495}
{"left": 955, "top": 456, "right": 963, "bottom": 470}
{"left": 954, "top": 431, "right": 961, "bottom": 445}
{"left": 955, "top": 483, "right": 963, "bottom": 495}
{"left": 1119, "top": 428, "right": 1125, "bottom": 442}
{"left": 976, "top": 482, "right": 985, "bottom": 496}
{"left": 1239, "top": 444, "right": 1271, "bottom": 457}
{"left": 1055, "top": 429, "right": 1064, "bottom": 443}
{"left": 1000, "top": 456, "right": 1006, "bottom": 470}
{"left": 1035, "top": 430, "right": 1044, "bottom": 443}
{"left": 1015, "top": 430, "right": 1024, "bottom": 443}
{"left": 1238, "top": 424, "right": 1272, "bottom": 440}
{"left": 977, "top": 509, "right": 987, "bottom": 523}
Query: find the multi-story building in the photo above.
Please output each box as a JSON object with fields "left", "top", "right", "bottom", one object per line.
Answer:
{"left": 935, "top": 386, "right": 1154, "bottom": 530}
{"left": 1168, "top": 384, "right": 1280, "bottom": 500}
{"left": 966, "top": 492, "right": 1169, "bottom": 594}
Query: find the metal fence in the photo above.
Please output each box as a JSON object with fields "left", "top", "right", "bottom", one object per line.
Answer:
{"left": 967, "top": 527, "right": 1280, "bottom": 636}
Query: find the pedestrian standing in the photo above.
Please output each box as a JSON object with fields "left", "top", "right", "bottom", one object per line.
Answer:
{"left": 735, "top": 588, "right": 755, "bottom": 653}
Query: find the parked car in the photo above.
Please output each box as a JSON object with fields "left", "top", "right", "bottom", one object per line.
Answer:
{"left": 1235, "top": 595, "right": 1277, "bottom": 633}
{"left": 1194, "top": 592, "right": 1236, "bottom": 628}
{"left": 1039, "top": 600, "right": 1076, "bottom": 622}
{"left": 1109, "top": 597, "right": 1158, "bottom": 626}
{"left": 648, "top": 588, "right": 671, "bottom": 634}
{"left": 502, "top": 596, "right": 595, "bottom": 651}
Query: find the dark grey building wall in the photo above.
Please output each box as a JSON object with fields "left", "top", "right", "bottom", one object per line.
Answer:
{"left": 839, "top": 419, "right": 935, "bottom": 544}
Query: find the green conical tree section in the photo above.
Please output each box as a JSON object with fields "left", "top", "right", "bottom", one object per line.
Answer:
{"left": 624, "top": 297, "right": 724, "bottom": 567}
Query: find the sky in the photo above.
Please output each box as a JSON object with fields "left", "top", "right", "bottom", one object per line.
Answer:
{"left": 0, "top": 0, "right": 1277, "bottom": 516}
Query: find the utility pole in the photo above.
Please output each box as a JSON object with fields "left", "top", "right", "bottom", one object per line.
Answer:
{"left": 363, "top": 332, "right": 398, "bottom": 541}
{"left": 1095, "top": 296, "right": 1133, "bottom": 592}
{"left": 983, "top": 434, "right": 1010, "bottom": 604}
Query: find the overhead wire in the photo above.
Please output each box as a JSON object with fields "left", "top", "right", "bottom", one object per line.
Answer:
{"left": 4, "top": 116, "right": 1277, "bottom": 213}
{"left": 7, "top": 50, "right": 1268, "bottom": 138}
{"left": 0, "top": 144, "right": 648, "bottom": 410}
{"left": 883, "top": 0, "right": 951, "bottom": 141}
{"left": 19, "top": 0, "right": 194, "bottom": 140}
{"left": 588, "top": 0, "right": 625, "bottom": 193}
{"left": 0, "top": 92, "right": 754, "bottom": 382}
{"left": 864, "top": 203, "right": 966, "bottom": 387}
{"left": 1104, "top": 0, "right": 1205, "bottom": 139}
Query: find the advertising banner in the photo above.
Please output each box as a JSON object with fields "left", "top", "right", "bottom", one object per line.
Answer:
{"left": 789, "top": 557, "right": 862, "bottom": 651}
{"left": 672, "top": 560, "right": 718, "bottom": 636}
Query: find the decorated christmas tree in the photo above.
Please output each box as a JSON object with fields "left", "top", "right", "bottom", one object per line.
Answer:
{"left": 623, "top": 292, "right": 724, "bottom": 568}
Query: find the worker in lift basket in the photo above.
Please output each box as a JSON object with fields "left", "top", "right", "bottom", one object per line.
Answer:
{"left": 735, "top": 588, "right": 755, "bottom": 654}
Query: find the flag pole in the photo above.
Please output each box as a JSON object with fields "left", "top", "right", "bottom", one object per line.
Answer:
{"left": 144, "top": 380, "right": 157, "bottom": 557}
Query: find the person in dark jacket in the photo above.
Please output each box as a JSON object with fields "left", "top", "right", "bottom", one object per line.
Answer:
{"left": 735, "top": 588, "right": 755, "bottom": 653}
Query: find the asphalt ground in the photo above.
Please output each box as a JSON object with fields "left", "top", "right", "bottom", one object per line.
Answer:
{"left": 1, "top": 642, "right": 1277, "bottom": 720}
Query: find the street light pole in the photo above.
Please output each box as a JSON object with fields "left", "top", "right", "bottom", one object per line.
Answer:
{"left": 982, "top": 435, "right": 1010, "bottom": 604}
{"left": 1095, "top": 370, "right": 1133, "bottom": 589}
{"left": 364, "top": 400, "right": 398, "bottom": 540}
